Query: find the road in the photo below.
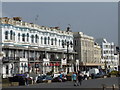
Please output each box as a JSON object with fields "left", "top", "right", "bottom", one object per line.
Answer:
{"left": 2, "top": 77, "right": 120, "bottom": 90}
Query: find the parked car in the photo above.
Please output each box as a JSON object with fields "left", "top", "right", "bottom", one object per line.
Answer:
{"left": 45, "top": 75, "right": 53, "bottom": 81}
{"left": 89, "top": 68, "right": 99, "bottom": 76}
{"left": 36, "top": 75, "right": 46, "bottom": 83}
{"left": 52, "top": 77, "right": 62, "bottom": 82}
{"left": 53, "top": 73, "right": 60, "bottom": 78}
{"left": 11, "top": 75, "right": 26, "bottom": 85}
{"left": 36, "top": 75, "right": 52, "bottom": 83}
{"left": 94, "top": 72, "right": 105, "bottom": 78}
{"left": 52, "top": 75, "right": 67, "bottom": 82}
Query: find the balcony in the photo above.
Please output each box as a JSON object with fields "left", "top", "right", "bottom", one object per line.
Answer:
{"left": 2, "top": 57, "right": 19, "bottom": 63}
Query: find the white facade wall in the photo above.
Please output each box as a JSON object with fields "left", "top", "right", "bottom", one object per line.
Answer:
{"left": 74, "top": 32, "right": 94, "bottom": 64}
{"left": 94, "top": 44, "right": 102, "bottom": 64}
{"left": 96, "top": 38, "right": 119, "bottom": 71}
{"left": 1, "top": 17, "right": 75, "bottom": 78}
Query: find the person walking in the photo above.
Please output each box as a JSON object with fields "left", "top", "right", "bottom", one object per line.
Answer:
{"left": 25, "top": 72, "right": 29, "bottom": 86}
{"left": 59, "top": 72, "right": 63, "bottom": 82}
{"left": 72, "top": 72, "right": 77, "bottom": 86}
{"left": 77, "top": 71, "right": 83, "bottom": 86}
{"left": 84, "top": 73, "right": 88, "bottom": 80}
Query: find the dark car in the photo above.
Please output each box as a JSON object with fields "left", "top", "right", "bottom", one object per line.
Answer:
{"left": 36, "top": 75, "right": 46, "bottom": 83}
{"left": 52, "top": 75, "right": 67, "bottom": 82}
{"left": 45, "top": 75, "right": 53, "bottom": 80}
{"left": 36, "top": 75, "right": 52, "bottom": 83}
{"left": 52, "top": 77, "right": 61, "bottom": 82}
{"left": 94, "top": 72, "right": 105, "bottom": 78}
{"left": 11, "top": 75, "right": 26, "bottom": 85}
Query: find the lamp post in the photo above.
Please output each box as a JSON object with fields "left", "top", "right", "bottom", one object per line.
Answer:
{"left": 85, "top": 51, "right": 87, "bottom": 73}
{"left": 104, "top": 59, "right": 107, "bottom": 74}
{"left": 116, "top": 46, "right": 120, "bottom": 71}
{"left": 28, "top": 46, "right": 30, "bottom": 74}
{"left": 84, "top": 51, "right": 87, "bottom": 73}
{"left": 0, "top": 52, "right": 4, "bottom": 79}
{"left": 62, "top": 41, "right": 73, "bottom": 74}
{"left": 66, "top": 41, "right": 69, "bottom": 74}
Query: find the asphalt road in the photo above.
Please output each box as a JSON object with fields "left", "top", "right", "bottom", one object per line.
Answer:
{"left": 2, "top": 77, "right": 120, "bottom": 89}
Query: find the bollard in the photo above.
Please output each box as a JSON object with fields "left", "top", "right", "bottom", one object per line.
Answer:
{"left": 119, "top": 84, "right": 120, "bottom": 90}
{"left": 112, "top": 84, "right": 115, "bottom": 90}
{"left": 102, "top": 84, "right": 106, "bottom": 90}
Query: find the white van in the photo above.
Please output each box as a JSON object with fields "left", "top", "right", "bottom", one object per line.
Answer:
{"left": 89, "top": 68, "right": 99, "bottom": 76}
{"left": 53, "top": 73, "right": 60, "bottom": 78}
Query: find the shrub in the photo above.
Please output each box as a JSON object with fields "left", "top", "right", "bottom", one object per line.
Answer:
{"left": 109, "top": 70, "right": 119, "bottom": 75}
{"left": 2, "top": 78, "right": 10, "bottom": 84}
{"left": 66, "top": 72, "right": 73, "bottom": 76}
{"left": 46, "top": 71, "right": 53, "bottom": 75}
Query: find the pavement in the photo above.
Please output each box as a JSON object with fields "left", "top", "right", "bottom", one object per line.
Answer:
{"left": 2, "top": 77, "right": 120, "bottom": 89}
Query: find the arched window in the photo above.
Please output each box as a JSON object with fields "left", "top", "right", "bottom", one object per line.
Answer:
{"left": 48, "top": 37, "right": 50, "bottom": 45}
{"left": 67, "top": 41, "right": 69, "bottom": 47}
{"left": 27, "top": 33, "right": 29, "bottom": 42}
{"left": 65, "top": 39, "right": 66, "bottom": 45}
{"left": 5, "top": 31, "right": 8, "bottom": 39}
{"left": 21, "top": 63, "right": 23, "bottom": 67}
{"left": 62, "top": 40, "right": 65, "bottom": 48}
{"left": 50, "top": 54, "right": 55, "bottom": 60}
{"left": 35, "top": 34, "right": 39, "bottom": 43}
{"left": 44, "top": 37, "right": 47, "bottom": 44}
{"left": 59, "top": 40, "right": 61, "bottom": 46}
{"left": 41, "top": 37, "right": 43, "bottom": 44}
{"left": 70, "top": 41, "right": 73, "bottom": 48}
{"left": 6, "top": 65, "right": 9, "bottom": 74}
{"left": 10, "top": 30, "right": 13, "bottom": 40}
{"left": 13, "top": 32, "right": 15, "bottom": 40}
{"left": 31, "top": 35, "right": 34, "bottom": 43}
{"left": 22, "top": 34, "right": 25, "bottom": 42}
{"left": 55, "top": 38, "right": 57, "bottom": 45}
{"left": 51, "top": 38, "right": 53, "bottom": 45}
{"left": 18, "top": 33, "right": 20, "bottom": 41}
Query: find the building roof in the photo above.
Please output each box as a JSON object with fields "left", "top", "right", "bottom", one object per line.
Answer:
{"left": 0, "top": 17, "right": 73, "bottom": 36}
{"left": 73, "top": 32, "right": 94, "bottom": 40}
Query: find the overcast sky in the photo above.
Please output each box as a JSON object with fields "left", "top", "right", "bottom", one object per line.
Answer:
{"left": 2, "top": 2, "right": 118, "bottom": 44}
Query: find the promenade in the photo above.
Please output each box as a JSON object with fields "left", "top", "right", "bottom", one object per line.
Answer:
{"left": 2, "top": 77, "right": 120, "bottom": 90}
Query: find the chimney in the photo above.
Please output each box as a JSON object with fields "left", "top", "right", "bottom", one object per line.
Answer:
{"left": 66, "top": 27, "right": 70, "bottom": 32}
{"left": 13, "top": 17, "right": 22, "bottom": 21}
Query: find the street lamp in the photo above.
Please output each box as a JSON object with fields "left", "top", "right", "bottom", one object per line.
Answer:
{"left": 84, "top": 51, "right": 87, "bottom": 73}
{"left": 116, "top": 46, "right": 120, "bottom": 71}
{"left": 0, "top": 52, "right": 4, "bottom": 79}
{"left": 104, "top": 59, "right": 107, "bottom": 74}
{"left": 28, "top": 46, "right": 30, "bottom": 74}
{"left": 35, "top": 63, "right": 39, "bottom": 74}
{"left": 62, "top": 41, "right": 73, "bottom": 74}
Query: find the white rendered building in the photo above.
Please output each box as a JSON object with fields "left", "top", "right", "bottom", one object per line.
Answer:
{"left": 0, "top": 17, "right": 76, "bottom": 78}
{"left": 73, "top": 32, "right": 103, "bottom": 72}
{"left": 96, "top": 38, "right": 119, "bottom": 71}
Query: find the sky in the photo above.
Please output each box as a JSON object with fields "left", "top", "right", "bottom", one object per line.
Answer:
{"left": 1, "top": 0, "right": 120, "bottom": 2}
{"left": 2, "top": 2, "right": 118, "bottom": 45}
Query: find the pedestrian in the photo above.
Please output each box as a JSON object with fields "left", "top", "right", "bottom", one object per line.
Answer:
{"left": 30, "top": 72, "right": 36, "bottom": 84}
{"left": 84, "top": 74, "right": 87, "bottom": 80}
{"left": 59, "top": 72, "right": 63, "bottom": 82}
{"left": 91, "top": 73, "right": 95, "bottom": 79}
{"left": 72, "top": 72, "right": 77, "bottom": 86}
{"left": 32, "top": 75, "right": 36, "bottom": 84}
{"left": 25, "top": 72, "right": 29, "bottom": 86}
{"left": 77, "top": 71, "right": 83, "bottom": 86}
